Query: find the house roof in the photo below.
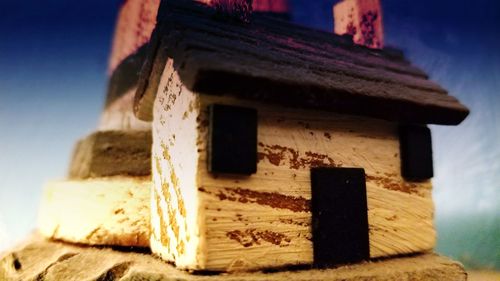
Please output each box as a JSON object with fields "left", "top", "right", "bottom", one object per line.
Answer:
{"left": 134, "top": 0, "right": 469, "bottom": 125}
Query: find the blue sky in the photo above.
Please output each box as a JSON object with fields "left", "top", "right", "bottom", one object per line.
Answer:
{"left": 0, "top": 0, "right": 499, "bottom": 269}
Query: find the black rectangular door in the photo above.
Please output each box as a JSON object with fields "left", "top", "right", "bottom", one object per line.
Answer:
{"left": 310, "top": 167, "right": 370, "bottom": 268}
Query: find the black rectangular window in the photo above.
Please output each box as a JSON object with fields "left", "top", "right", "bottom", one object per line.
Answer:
{"left": 399, "top": 125, "right": 433, "bottom": 180}
{"left": 208, "top": 104, "right": 257, "bottom": 175}
{"left": 311, "top": 167, "right": 370, "bottom": 268}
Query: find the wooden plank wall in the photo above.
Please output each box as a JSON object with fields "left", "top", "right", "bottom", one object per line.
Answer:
{"left": 152, "top": 60, "right": 435, "bottom": 272}
{"left": 197, "top": 95, "right": 435, "bottom": 271}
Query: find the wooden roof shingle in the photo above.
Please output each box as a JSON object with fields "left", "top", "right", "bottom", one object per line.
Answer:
{"left": 134, "top": 0, "right": 469, "bottom": 125}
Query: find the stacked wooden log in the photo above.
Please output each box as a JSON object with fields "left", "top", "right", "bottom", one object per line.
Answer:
{"left": 38, "top": 119, "right": 152, "bottom": 246}
{"left": 38, "top": 0, "right": 156, "bottom": 249}
{"left": 1, "top": 0, "right": 470, "bottom": 280}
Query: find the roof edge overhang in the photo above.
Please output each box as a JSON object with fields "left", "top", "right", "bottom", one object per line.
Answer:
{"left": 133, "top": 0, "right": 469, "bottom": 126}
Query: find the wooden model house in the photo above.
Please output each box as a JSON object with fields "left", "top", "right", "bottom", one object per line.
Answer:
{"left": 0, "top": 0, "right": 468, "bottom": 281}
{"left": 0, "top": 0, "right": 469, "bottom": 280}
{"left": 132, "top": 0, "right": 469, "bottom": 272}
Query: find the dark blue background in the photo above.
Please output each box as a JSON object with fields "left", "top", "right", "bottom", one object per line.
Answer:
{"left": 0, "top": 0, "right": 499, "bottom": 269}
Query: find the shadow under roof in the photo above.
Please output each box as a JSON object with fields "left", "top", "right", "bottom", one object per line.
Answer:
{"left": 134, "top": 0, "right": 469, "bottom": 125}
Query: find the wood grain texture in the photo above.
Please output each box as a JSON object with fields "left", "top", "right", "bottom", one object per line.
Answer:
{"left": 151, "top": 58, "right": 205, "bottom": 270}
{"left": 0, "top": 236, "right": 467, "bottom": 281}
{"left": 151, "top": 61, "right": 436, "bottom": 271}
{"left": 38, "top": 178, "right": 151, "bottom": 247}
{"left": 68, "top": 130, "right": 152, "bottom": 179}
{"left": 134, "top": 0, "right": 469, "bottom": 125}
{"left": 99, "top": 89, "right": 151, "bottom": 131}
{"left": 197, "top": 95, "right": 436, "bottom": 271}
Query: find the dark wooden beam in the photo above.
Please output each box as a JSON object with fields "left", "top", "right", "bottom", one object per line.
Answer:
{"left": 69, "top": 130, "right": 152, "bottom": 179}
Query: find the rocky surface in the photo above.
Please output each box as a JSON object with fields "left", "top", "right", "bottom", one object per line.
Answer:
{"left": 0, "top": 234, "right": 467, "bottom": 281}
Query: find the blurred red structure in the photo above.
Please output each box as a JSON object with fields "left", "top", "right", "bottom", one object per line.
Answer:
{"left": 333, "top": 0, "right": 384, "bottom": 49}
{"left": 253, "top": 0, "right": 289, "bottom": 13}
{"left": 108, "top": 0, "right": 160, "bottom": 73}
{"left": 108, "top": 0, "right": 290, "bottom": 73}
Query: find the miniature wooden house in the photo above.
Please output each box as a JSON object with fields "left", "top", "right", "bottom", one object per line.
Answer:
{"left": 133, "top": 0, "right": 469, "bottom": 272}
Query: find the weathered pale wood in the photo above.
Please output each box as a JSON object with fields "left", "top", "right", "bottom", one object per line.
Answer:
{"left": 151, "top": 58, "right": 205, "bottom": 269}
{"left": 151, "top": 60, "right": 436, "bottom": 271}
{"left": 38, "top": 178, "right": 151, "bottom": 247}
{"left": 68, "top": 130, "right": 152, "bottom": 179}
{"left": 0, "top": 235, "right": 467, "bottom": 281}
{"left": 135, "top": 0, "right": 469, "bottom": 125}
{"left": 197, "top": 97, "right": 435, "bottom": 271}
{"left": 99, "top": 89, "right": 151, "bottom": 131}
